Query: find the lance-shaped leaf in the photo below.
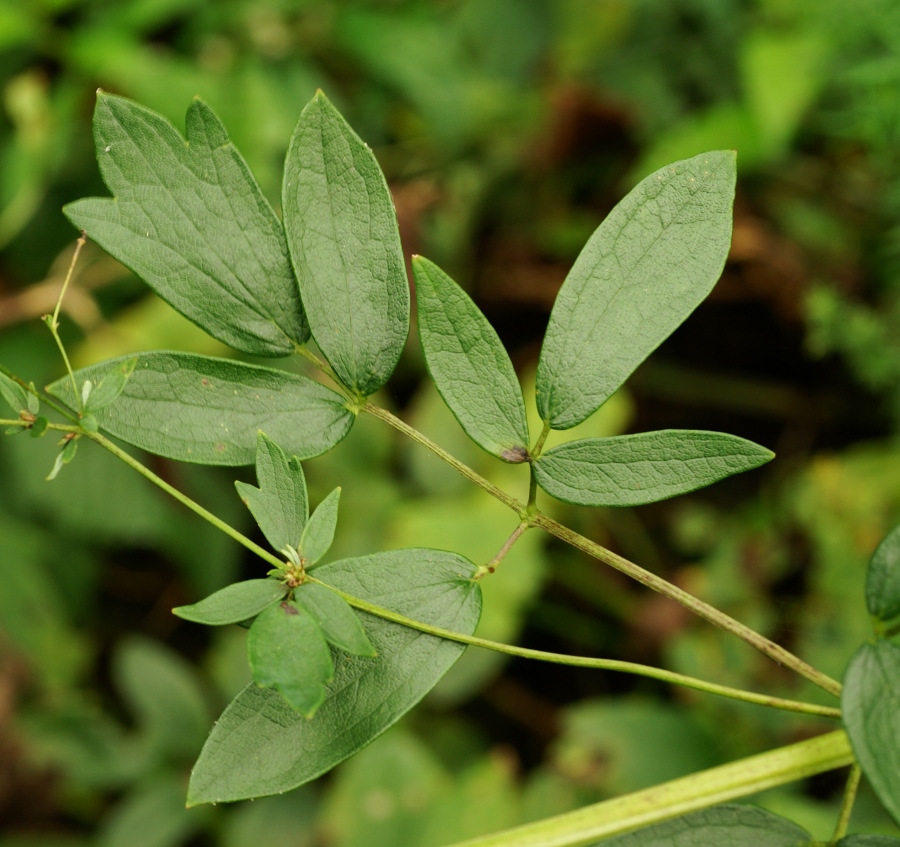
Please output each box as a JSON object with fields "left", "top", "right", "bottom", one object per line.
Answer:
{"left": 235, "top": 432, "right": 308, "bottom": 553}
{"left": 0, "top": 372, "right": 38, "bottom": 415}
{"left": 282, "top": 92, "right": 409, "bottom": 396}
{"left": 64, "top": 93, "right": 308, "bottom": 356}
{"left": 843, "top": 640, "right": 900, "bottom": 826}
{"left": 414, "top": 256, "right": 529, "bottom": 462}
{"left": 866, "top": 522, "right": 900, "bottom": 626}
{"left": 534, "top": 430, "right": 773, "bottom": 507}
{"left": 47, "top": 352, "right": 355, "bottom": 466}
{"left": 173, "top": 579, "right": 287, "bottom": 626}
{"left": 536, "top": 151, "right": 736, "bottom": 430}
{"left": 84, "top": 357, "right": 137, "bottom": 413}
{"left": 296, "top": 583, "right": 375, "bottom": 657}
{"left": 599, "top": 804, "right": 810, "bottom": 846}
{"left": 300, "top": 487, "right": 341, "bottom": 566}
{"left": 187, "top": 549, "right": 481, "bottom": 804}
{"left": 248, "top": 601, "right": 333, "bottom": 719}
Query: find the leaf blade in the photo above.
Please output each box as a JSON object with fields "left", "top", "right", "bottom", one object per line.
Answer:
{"left": 296, "top": 583, "right": 376, "bottom": 657}
{"left": 866, "top": 522, "right": 900, "bottom": 624}
{"left": 173, "top": 579, "right": 287, "bottom": 626}
{"left": 300, "top": 487, "right": 341, "bottom": 565}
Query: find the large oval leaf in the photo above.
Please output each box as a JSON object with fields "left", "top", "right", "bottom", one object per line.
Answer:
{"left": 533, "top": 430, "right": 773, "bottom": 507}
{"left": 47, "top": 352, "right": 354, "bottom": 466}
{"left": 187, "top": 549, "right": 481, "bottom": 804}
{"left": 282, "top": 92, "right": 409, "bottom": 396}
{"left": 536, "top": 151, "right": 736, "bottom": 430}
{"left": 64, "top": 93, "right": 307, "bottom": 356}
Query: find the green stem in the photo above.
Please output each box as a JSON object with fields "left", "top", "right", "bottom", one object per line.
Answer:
{"left": 46, "top": 234, "right": 87, "bottom": 413}
{"left": 531, "top": 419, "right": 551, "bottom": 458}
{"left": 443, "top": 730, "right": 854, "bottom": 847}
{"left": 307, "top": 576, "right": 840, "bottom": 720}
{"left": 475, "top": 521, "right": 529, "bottom": 579}
{"left": 831, "top": 765, "right": 862, "bottom": 843}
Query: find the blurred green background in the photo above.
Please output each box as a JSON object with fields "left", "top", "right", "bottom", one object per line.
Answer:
{"left": 3, "top": 0, "right": 900, "bottom": 844}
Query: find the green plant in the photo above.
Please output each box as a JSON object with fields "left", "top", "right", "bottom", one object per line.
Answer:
{"left": 1, "top": 88, "right": 898, "bottom": 846}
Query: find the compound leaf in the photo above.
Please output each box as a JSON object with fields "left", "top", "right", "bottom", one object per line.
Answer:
{"left": 843, "top": 640, "right": 900, "bottom": 826}
{"left": 866, "top": 522, "right": 900, "bottom": 625}
{"left": 282, "top": 92, "right": 409, "bottom": 395}
{"left": 47, "top": 352, "right": 355, "bottom": 466}
{"left": 414, "top": 256, "right": 529, "bottom": 462}
{"left": 188, "top": 549, "right": 481, "bottom": 804}
{"left": 64, "top": 93, "right": 307, "bottom": 356}
{"left": 296, "top": 583, "right": 375, "bottom": 657}
{"left": 533, "top": 430, "right": 773, "bottom": 507}
{"left": 247, "top": 601, "right": 333, "bottom": 719}
{"left": 299, "top": 487, "right": 341, "bottom": 566}
{"left": 235, "top": 432, "right": 308, "bottom": 553}
{"left": 536, "top": 151, "right": 736, "bottom": 430}
{"left": 173, "top": 579, "right": 287, "bottom": 626}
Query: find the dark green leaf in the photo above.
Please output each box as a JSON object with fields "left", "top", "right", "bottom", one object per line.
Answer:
{"left": 533, "top": 430, "right": 774, "bottom": 507}
{"left": 843, "top": 640, "right": 900, "bottom": 826}
{"left": 85, "top": 357, "right": 137, "bottom": 413}
{"left": 173, "top": 579, "right": 287, "bottom": 626}
{"left": 296, "top": 583, "right": 376, "bottom": 657}
{"left": 188, "top": 549, "right": 481, "bottom": 804}
{"left": 867, "top": 522, "right": 900, "bottom": 625}
{"left": 235, "top": 432, "right": 308, "bottom": 552}
{"left": 30, "top": 415, "right": 48, "bottom": 438}
{"left": 47, "top": 352, "right": 355, "bottom": 466}
{"left": 0, "top": 371, "right": 30, "bottom": 415}
{"left": 414, "top": 256, "right": 529, "bottom": 462}
{"left": 300, "top": 487, "right": 340, "bottom": 566}
{"left": 536, "top": 151, "right": 736, "bottom": 430}
{"left": 838, "top": 837, "right": 900, "bottom": 845}
{"left": 282, "top": 92, "right": 409, "bottom": 395}
{"left": 64, "top": 92, "right": 308, "bottom": 356}
{"left": 598, "top": 804, "right": 810, "bottom": 846}
{"left": 247, "top": 601, "right": 333, "bottom": 718}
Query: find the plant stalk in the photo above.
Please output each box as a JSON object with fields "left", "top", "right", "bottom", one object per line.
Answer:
{"left": 476, "top": 520, "right": 529, "bottom": 579}
{"left": 831, "top": 765, "right": 862, "bottom": 843}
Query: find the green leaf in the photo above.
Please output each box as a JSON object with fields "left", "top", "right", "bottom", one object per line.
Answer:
{"left": 866, "top": 522, "right": 900, "bottom": 625}
{"left": 843, "top": 640, "right": 900, "bottom": 826}
{"left": 85, "top": 357, "right": 137, "bottom": 413}
{"left": 598, "top": 804, "right": 810, "bottom": 846}
{"left": 173, "top": 579, "right": 287, "bottom": 626}
{"left": 46, "top": 439, "right": 78, "bottom": 481}
{"left": 299, "top": 487, "right": 341, "bottom": 565}
{"left": 414, "top": 256, "right": 529, "bottom": 462}
{"left": 838, "top": 837, "right": 900, "bottom": 846}
{"left": 0, "top": 371, "right": 30, "bottom": 415}
{"left": 30, "top": 415, "right": 48, "bottom": 438}
{"left": 63, "top": 92, "right": 308, "bottom": 356}
{"left": 47, "top": 352, "right": 354, "bottom": 466}
{"left": 247, "top": 601, "right": 334, "bottom": 718}
{"left": 282, "top": 92, "right": 409, "bottom": 395}
{"left": 235, "top": 432, "right": 308, "bottom": 552}
{"left": 188, "top": 549, "right": 481, "bottom": 804}
{"left": 533, "top": 430, "right": 774, "bottom": 507}
{"left": 535, "top": 151, "right": 736, "bottom": 430}
{"left": 295, "top": 583, "right": 376, "bottom": 657}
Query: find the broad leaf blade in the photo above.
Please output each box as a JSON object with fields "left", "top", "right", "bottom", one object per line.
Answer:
{"left": 173, "top": 579, "right": 287, "bottom": 626}
{"left": 282, "top": 92, "right": 409, "bottom": 395}
{"left": 47, "top": 352, "right": 355, "bottom": 466}
{"left": 64, "top": 93, "right": 308, "bottom": 356}
{"left": 843, "top": 640, "right": 900, "bottom": 826}
{"left": 296, "top": 583, "right": 376, "bottom": 657}
{"left": 533, "top": 430, "right": 774, "bottom": 507}
{"left": 599, "top": 804, "right": 810, "bottom": 846}
{"left": 236, "top": 432, "right": 308, "bottom": 552}
{"left": 248, "top": 601, "right": 333, "bottom": 718}
{"left": 866, "top": 522, "right": 900, "bottom": 624}
{"left": 300, "top": 487, "right": 340, "bottom": 565}
{"left": 188, "top": 549, "right": 481, "bottom": 804}
{"left": 414, "top": 256, "right": 529, "bottom": 462}
{"left": 536, "top": 151, "right": 736, "bottom": 430}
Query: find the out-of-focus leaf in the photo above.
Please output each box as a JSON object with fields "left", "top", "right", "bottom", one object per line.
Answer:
{"left": 866, "top": 522, "right": 900, "bottom": 625}
{"left": 222, "top": 789, "right": 317, "bottom": 847}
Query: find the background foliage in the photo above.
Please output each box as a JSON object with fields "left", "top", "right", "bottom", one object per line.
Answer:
{"left": 3, "top": 0, "right": 900, "bottom": 843}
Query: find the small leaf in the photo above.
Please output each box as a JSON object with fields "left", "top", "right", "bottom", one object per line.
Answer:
{"left": 536, "top": 151, "right": 736, "bottom": 430}
{"left": 282, "top": 91, "right": 409, "bottom": 396}
{"left": 599, "top": 804, "right": 810, "bottom": 846}
{"left": 64, "top": 93, "right": 308, "bottom": 356}
{"left": 414, "top": 256, "right": 529, "bottom": 462}
{"left": 843, "top": 640, "right": 900, "bottom": 826}
{"left": 85, "top": 357, "right": 137, "bottom": 413}
{"left": 533, "top": 430, "right": 774, "bottom": 507}
{"left": 300, "top": 487, "right": 341, "bottom": 566}
{"left": 47, "top": 352, "right": 355, "bottom": 466}
{"left": 30, "top": 415, "right": 48, "bottom": 438}
{"left": 80, "top": 413, "right": 99, "bottom": 433}
{"left": 26, "top": 383, "right": 38, "bottom": 414}
{"left": 247, "top": 601, "right": 334, "bottom": 718}
{"left": 866, "top": 522, "right": 900, "bottom": 626}
{"left": 236, "top": 432, "right": 308, "bottom": 552}
{"left": 46, "top": 439, "right": 77, "bottom": 481}
{"left": 188, "top": 549, "right": 481, "bottom": 804}
{"left": 173, "top": 579, "right": 287, "bottom": 626}
{"left": 296, "top": 583, "right": 376, "bottom": 657}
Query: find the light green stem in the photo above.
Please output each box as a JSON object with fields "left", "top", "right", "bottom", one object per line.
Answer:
{"left": 831, "top": 765, "right": 862, "bottom": 843}
{"left": 46, "top": 234, "right": 86, "bottom": 413}
{"left": 444, "top": 730, "right": 854, "bottom": 847}
{"left": 476, "top": 520, "right": 529, "bottom": 579}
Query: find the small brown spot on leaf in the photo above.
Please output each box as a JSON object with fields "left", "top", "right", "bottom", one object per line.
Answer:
{"left": 280, "top": 602, "right": 299, "bottom": 615}
{"left": 501, "top": 445, "right": 529, "bottom": 464}
{"left": 201, "top": 378, "right": 210, "bottom": 386}
{"left": 214, "top": 442, "right": 226, "bottom": 453}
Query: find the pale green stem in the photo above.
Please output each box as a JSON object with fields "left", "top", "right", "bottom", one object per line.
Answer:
{"left": 476, "top": 521, "right": 529, "bottom": 579}
{"left": 0, "top": 364, "right": 78, "bottom": 423}
{"left": 443, "top": 730, "right": 854, "bottom": 847}
{"left": 831, "top": 765, "right": 862, "bottom": 843}
{"left": 46, "top": 234, "right": 86, "bottom": 413}
{"left": 306, "top": 575, "right": 840, "bottom": 719}
{"left": 531, "top": 419, "right": 551, "bottom": 458}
